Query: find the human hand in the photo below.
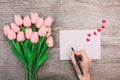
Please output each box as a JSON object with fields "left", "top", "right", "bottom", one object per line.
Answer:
{"left": 70, "top": 50, "right": 92, "bottom": 80}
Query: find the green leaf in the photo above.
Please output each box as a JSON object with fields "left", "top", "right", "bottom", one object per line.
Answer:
{"left": 24, "top": 39, "right": 29, "bottom": 46}
{"left": 34, "top": 42, "right": 48, "bottom": 71}
{"left": 34, "top": 54, "right": 49, "bottom": 71}
{"left": 31, "top": 24, "right": 37, "bottom": 32}
{"left": 37, "top": 37, "right": 46, "bottom": 56}
{"left": 15, "top": 42, "right": 28, "bottom": 64}
{"left": 24, "top": 42, "right": 31, "bottom": 59}
{"left": 28, "top": 41, "right": 33, "bottom": 51}
{"left": 21, "top": 27, "right": 26, "bottom": 32}
{"left": 38, "top": 43, "right": 48, "bottom": 59}
{"left": 10, "top": 45, "right": 27, "bottom": 67}
{"left": 15, "top": 42, "right": 23, "bottom": 56}
{"left": 28, "top": 44, "right": 38, "bottom": 69}
{"left": 5, "top": 38, "right": 27, "bottom": 67}
{"left": 20, "top": 42, "right": 29, "bottom": 64}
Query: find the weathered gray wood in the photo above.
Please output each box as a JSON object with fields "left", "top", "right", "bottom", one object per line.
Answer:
{"left": 0, "top": 0, "right": 120, "bottom": 80}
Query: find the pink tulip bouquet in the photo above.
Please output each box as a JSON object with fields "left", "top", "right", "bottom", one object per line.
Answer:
{"left": 3, "top": 13, "right": 54, "bottom": 80}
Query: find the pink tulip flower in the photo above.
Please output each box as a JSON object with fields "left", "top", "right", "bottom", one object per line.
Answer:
{"left": 38, "top": 26, "right": 51, "bottom": 37}
{"left": 31, "top": 12, "right": 39, "bottom": 24}
{"left": 14, "top": 15, "right": 23, "bottom": 26}
{"left": 17, "top": 31, "right": 25, "bottom": 42}
{"left": 44, "top": 16, "right": 53, "bottom": 28}
{"left": 8, "top": 29, "right": 16, "bottom": 40}
{"left": 38, "top": 26, "right": 47, "bottom": 37}
{"left": 23, "top": 16, "right": 31, "bottom": 27}
{"left": 25, "top": 28, "right": 33, "bottom": 39}
{"left": 3, "top": 25, "right": 11, "bottom": 36}
{"left": 10, "top": 23, "right": 20, "bottom": 33}
{"left": 36, "top": 17, "right": 44, "bottom": 28}
{"left": 46, "top": 28, "right": 51, "bottom": 37}
{"left": 30, "top": 32, "right": 39, "bottom": 43}
{"left": 46, "top": 36, "right": 54, "bottom": 47}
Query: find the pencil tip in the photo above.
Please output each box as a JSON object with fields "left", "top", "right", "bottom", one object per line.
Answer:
{"left": 71, "top": 47, "right": 74, "bottom": 51}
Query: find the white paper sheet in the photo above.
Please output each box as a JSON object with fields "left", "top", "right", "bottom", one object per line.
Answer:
{"left": 60, "top": 30, "right": 101, "bottom": 60}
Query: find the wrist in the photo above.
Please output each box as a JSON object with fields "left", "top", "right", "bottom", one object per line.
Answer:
{"left": 85, "top": 73, "right": 91, "bottom": 80}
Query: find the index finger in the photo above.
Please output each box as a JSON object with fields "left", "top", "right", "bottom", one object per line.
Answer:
{"left": 70, "top": 52, "right": 83, "bottom": 79}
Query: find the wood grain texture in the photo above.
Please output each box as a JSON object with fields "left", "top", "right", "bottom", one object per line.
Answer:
{"left": 0, "top": 0, "right": 120, "bottom": 80}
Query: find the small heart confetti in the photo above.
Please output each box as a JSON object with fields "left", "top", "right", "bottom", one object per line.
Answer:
{"left": 87, "top": 34, "right": 91, "bottom": 37}
{"left": 102, "top": 20, "right": 106, "bottom": 23}
{"left": 86, "top": 38, "right": 90, "bottom": 42}
{"left": 93, "top": 31, "right": 97, "bottom": 35}
{"left": 101, "top": 25, "right": 105, "bottom": 29}
{"left": 97, "top": 28, "right": 101, "bottom": 32}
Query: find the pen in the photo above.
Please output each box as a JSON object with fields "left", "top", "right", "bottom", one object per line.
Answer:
{"left": 71, "top": 47, "right": 84, "bottom": 75}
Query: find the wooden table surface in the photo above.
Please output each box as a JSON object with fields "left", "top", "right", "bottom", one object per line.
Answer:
{"left": 0, "top": 0, "right": 120, "bottom": 80}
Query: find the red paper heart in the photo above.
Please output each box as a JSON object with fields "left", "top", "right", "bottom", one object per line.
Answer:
{"left": 102, "top": 20, "right": 106, "bottom": 23}
{"left": 87, "top": 34, "right": 91, "bottom": 37}
{"left": 97, "top": 28, "right": 101, "bottom": 32}
{"left": 101, "top": 25, "right": 105, "bottom": 29}
{"left": 93, "top": 31, "right": 97, "bottom": 35}
{"left": 86, "top": 38, "right": 90, "bottom": 42}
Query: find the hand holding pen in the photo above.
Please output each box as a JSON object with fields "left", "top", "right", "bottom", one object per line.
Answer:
{"left": 70, "top": 50, "right": 92, "bottom": 80}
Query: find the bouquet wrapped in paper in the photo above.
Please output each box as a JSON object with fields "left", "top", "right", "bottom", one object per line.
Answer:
{"left": 3, "top": 13, "right": 54, "bottom": 80}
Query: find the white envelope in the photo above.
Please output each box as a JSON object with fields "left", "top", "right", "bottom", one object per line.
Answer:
{"left": 60, "top": 30, "right": 101, "bottom": 60}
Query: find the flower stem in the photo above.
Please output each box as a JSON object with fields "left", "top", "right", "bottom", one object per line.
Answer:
{"left": 25, "top": 67, "right": 38, "bottom": 80}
